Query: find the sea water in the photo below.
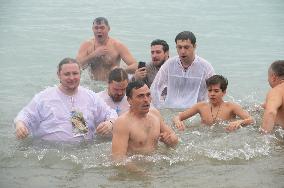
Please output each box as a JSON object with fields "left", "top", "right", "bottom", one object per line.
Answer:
{"left": 0, "top": 0, "right": 284, "bottom": 187}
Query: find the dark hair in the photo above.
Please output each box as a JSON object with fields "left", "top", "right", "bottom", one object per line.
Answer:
{"left": 270, "top": 60, "right": 284, "bottom": 78}
{"left": 175, "top": 31, "right": 196, "bottom": 45}
{"left": 206, "top": 75, "right": 228, "bottom": 92}
{"left": 57, "top": 58, "right": 79, "bottom": 73}
{"left": 126, "top": 80, "right": 146, "bottom": 98}
{"left": 151, "top": 39, "right": 169, "bottom": 53}
{"left": 108, "top": 68, "right": 128, "bottom": 83}
{"left": 93, "top": 17, "right": 109, "bottom": 27}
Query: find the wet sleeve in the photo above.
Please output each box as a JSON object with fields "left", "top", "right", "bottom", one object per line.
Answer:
{"left": 150, "top": 64, "right": 168, "bottom": 109}
{"left": 197, "top": 63, "right": 215, "bottom": 102}
{"left": 93, "top": 94, "right": 118, "bottom": 124}
{"left": 14, "top": 94, "right": 42, "bottom": 134}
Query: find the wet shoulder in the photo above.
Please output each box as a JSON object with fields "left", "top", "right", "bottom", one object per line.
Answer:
{"left": 149, "top": 107, "right": 161, "bottom": 117}
{"left": 196, "top": 101, "right": 209, "bottom": 109}
{"left": 275, "top": 83, "right": 284, "bottom": 95}
{"left": 223, "top": 101, "right": 241, "bottom": 110}
{"left": 109, "top": 37, "right": 123, "bottom": 48}
{"left": 81, "top": 38, "right": 94, "bottom": 48}
{"left": 36, "top": 86, "right": 57, "bottom": 98}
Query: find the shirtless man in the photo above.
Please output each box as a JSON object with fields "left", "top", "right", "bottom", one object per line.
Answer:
{"left": 173, "top": 75, "right": 254, "bottom": 132}
{"left": 76, "top": 17, "right": 137, "bottom": 81}
{"left": 261, "top": 60, "right": 284, "bottom": 133}
{"left": 112, "top": 80, "right": 178, "bottom": 161}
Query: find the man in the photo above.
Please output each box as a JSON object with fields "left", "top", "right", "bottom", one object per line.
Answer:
{"left": 173, "top": 75, "right": 253, "bottom": 132}
{"left": 112, "top": 80, "right": 178, "bottom": 161}
{"left": 14, "top": 58, "right": 118, "bottom": 142}
{"left": 150, "top": 31, "right": 215, "bottom": 109}
{"left": 76, "top": 17, "right": 137, "bottom": 81}
{"left": 261, "top": 60, "right": 284, "bottom": 133}
{"left": 133, "top": 39, "right": 169, "bottom": 88}
{"left": 98, "top": 68, "right": 129, "bottom": 116}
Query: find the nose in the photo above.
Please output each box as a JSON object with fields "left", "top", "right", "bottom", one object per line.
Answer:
{"left": 180, "top": 48, "right": 186, "bottom": 54}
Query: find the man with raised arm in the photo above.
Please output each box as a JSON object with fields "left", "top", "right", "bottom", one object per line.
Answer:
{"left": 76, "top": 17, "right": 137, "bottom": 81}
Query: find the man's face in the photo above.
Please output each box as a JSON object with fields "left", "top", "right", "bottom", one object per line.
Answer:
{"left": 92, "top": 22, "right": 110, "bottom": 42}
{"left": 108, "top": 80, "right": 128, "bottom": 102}
{"left": 128, "top": 84, "right": 151, "bottom": 114}
{"left": 207, "top": 84, "right": 225, "bottom": 104}
{"left": 151, "top": 45, "right": 169, "bottom": 68}
{"left": 58, "top": 63, "right": 81, "bottom": 92}
{"left": 176, "top": 39, "right": 196, "bottom": 64}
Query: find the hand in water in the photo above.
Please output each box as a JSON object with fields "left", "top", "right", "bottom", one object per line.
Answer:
{"left": 96, "top": 120, "right": 113, "bottom": 136}
{"left": 173, "top": 116, "right": 185, "bottom": 131}
{"left": 160, "top": 132, "right": 174, "bottom": 146}
{"left": 15, "top": 121, "right": 29, "bottom": 139}
{"left": 225, "top": 121, "right": 242, "bottom": 132}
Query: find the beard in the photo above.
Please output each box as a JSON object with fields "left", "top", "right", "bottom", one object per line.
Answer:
{"left": 110, "top": 94, "right": 123, "bottom": 102}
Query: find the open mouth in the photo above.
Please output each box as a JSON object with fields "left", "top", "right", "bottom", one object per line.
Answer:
{"left": 141, "top": 104, "right": 150, "bottom": 109}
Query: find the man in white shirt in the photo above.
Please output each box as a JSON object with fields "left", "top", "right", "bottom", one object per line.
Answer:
{"left": 150, "top": 31, "right": 215, "bottom": 109}
{"left": 98, "top": 68, "right": 129, "bottom": 116}
{"left": 15, "top": 58, "right": 117, "bottom": 142}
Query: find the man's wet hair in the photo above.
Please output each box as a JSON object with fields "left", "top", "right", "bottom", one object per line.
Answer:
{"left": 175, "top": 31, "right": 196, "bottom": 45}
{"left": 206, "top": 75, "right": 228, "bottom": 92}
{"left": 108, "top": 68, "right": 128, "bottom": 83}
{"left": 57, "top": 58, "right": 79, "bottom": 73}
{"left": 151, "top": 39, "right": 169, "bottom": 53}
{"left": 126, "top": 80, "right": 146, "bottom": 98}
{"left": 270, "top": 60, "right": 284, "bottom": 79}
{"left": 93, "top": 17, "right": 109, "bottom": 27}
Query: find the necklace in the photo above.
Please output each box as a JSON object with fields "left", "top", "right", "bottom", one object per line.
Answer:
{"left": 210, "top": 103, "right": 222, "bottom": 123}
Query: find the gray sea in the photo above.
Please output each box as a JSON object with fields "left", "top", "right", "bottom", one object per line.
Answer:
{"left": 0, "top": 0, "right": 284, "bottom": 187}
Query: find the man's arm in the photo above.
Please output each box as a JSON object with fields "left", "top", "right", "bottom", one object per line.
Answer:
{"left": 76, "top": 41, "right": 93, "bottom": 68}
{"left": 173, "top": 104, "right": 200, "bottom": 131}
{"left": 112, "top": 118, "right": 129, "bottom": 161}
{"left": 15, "top": 120, "right": 29, "bottom": 139}
{"left": 261, "top": 89, "right": 282, "bottom": 133}
{"left": 94, "top": 93, "right": 118, "bottom": 136}
{"left": 153, "top": 109, "right": 178, "bottom": 147}
{"left": 226, "top": 103, "right": 254, "bottom": 131}
{"left": 116, "top": 42, "right": 137, "bottom": 74}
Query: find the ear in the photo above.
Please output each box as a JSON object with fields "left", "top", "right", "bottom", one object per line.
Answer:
{"left": 271, "top": 72, "right": 278, "bottom": 82}
{"left": 165, "top": 51, "right": 170, "bottom": 59}
{"left": 193, "top": 43, "right": 197, "bottom": 49}
{"left": 127, "top": 96, "right": 132, "bottom": 105}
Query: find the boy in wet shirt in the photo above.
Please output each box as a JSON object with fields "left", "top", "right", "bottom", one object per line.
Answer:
{"left": 173, "top": 75, "right": 254, "bottom": 131}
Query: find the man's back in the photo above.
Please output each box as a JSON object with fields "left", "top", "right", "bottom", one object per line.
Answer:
{"left": 270, "top": 83, "right": 284, "bottom": 126}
